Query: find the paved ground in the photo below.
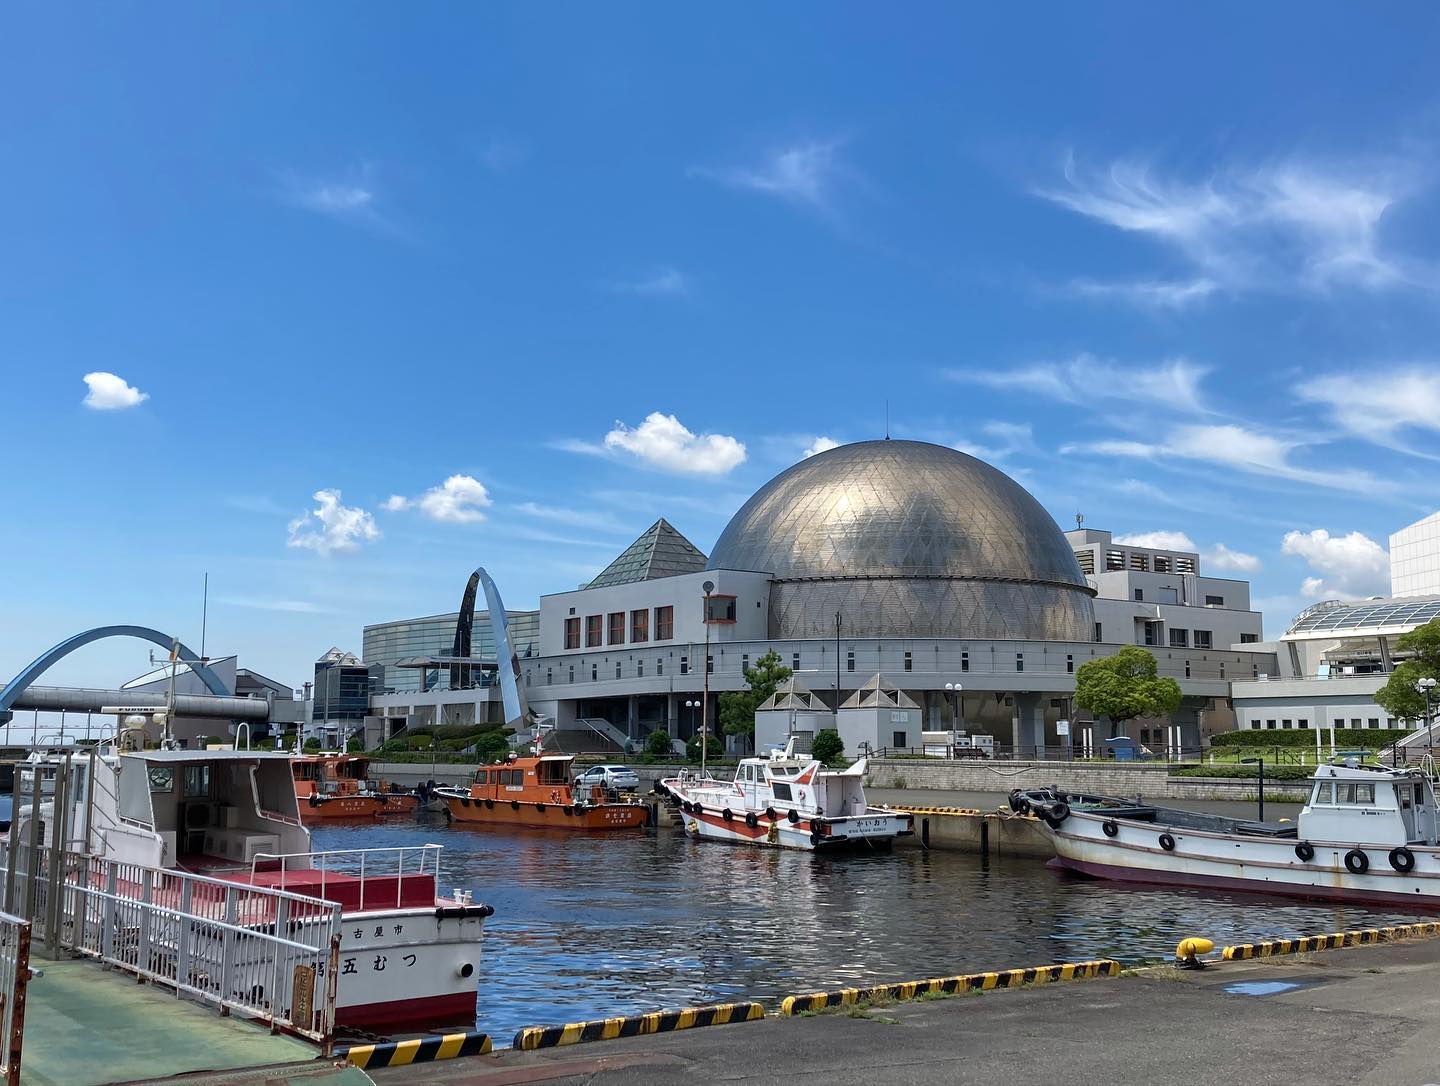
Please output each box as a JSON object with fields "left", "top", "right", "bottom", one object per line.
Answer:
{"left": 371, "top": 939, "right": 1440, "bottom": 1086}
{"left": 20, "top": 957, "right": 322, "bottom": 1086}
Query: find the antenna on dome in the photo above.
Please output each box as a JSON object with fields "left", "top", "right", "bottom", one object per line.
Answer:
{"left": 885, "top": 400, "right": 890, "bottom": 440}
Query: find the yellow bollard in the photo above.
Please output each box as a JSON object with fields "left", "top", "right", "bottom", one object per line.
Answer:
{"left": 1174, "top": 937, "right": 1215, "bottom": 970}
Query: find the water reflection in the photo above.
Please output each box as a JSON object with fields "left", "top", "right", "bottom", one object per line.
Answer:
{"left": 313, "top": 817, "right": 1433, "bottom": 1039}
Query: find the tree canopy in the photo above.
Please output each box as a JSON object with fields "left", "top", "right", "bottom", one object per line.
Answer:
{"left": 719, "top": 650, "right": 793, "bottom": 740}
{"left": 1074, "top": 646, "right": 1183, "bottom": 726}
{"left": 1374, "top": 619, "right": 1440, "bottom": 722}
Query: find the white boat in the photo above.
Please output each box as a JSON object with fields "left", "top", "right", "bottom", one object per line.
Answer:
{"left": 660, "top": 742, "right": 913, "bottom": 851}
{"left": 1016, "top": 760, "right": 1440, "bottom": 907}
{"left": 12, "top": 747, "right": 493, "bottom": 1029}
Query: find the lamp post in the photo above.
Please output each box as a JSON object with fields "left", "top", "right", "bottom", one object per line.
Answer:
{"left": 1418, "top": 677, "right": 1437, "bottom": 757}
{"left": 701, "top": 581, "right": 714, "bottom": 777}
{"left": 684, "top": 699, "right": 700, "bottom": 746}
{"left": 1241, "top": 757, "right": 1265, "bottom": 822}
{"left": 944, "top": 682, "right": 964, "bottom": 753}
{"left": 834, "top": 612, "right": 843, "bottom": 714}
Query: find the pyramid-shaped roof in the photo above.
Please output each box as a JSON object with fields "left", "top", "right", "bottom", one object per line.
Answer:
{"left": 841, "top": 673, "right": 920, "bottom": 710}
{"left": 756, "top": 675, "right": 830, "bottom": 713}
{"left": 588, "top": 518, "right": 708, "bottom": 589}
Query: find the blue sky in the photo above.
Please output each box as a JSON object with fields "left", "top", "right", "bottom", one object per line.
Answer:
{"left": 5, "top": 3, "right": 1440, "bottom": 692}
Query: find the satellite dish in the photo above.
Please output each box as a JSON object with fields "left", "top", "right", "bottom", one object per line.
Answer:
{"left": 703, "top": 580, "right": 715, "bottom": 594}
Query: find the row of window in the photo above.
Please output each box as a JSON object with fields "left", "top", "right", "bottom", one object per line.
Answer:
{"left": 1142, "top": 625, "right": 1215, "bottom": 650}
{"left": 1076, "top": 548, "right": 1200, "bottom": 575}
{"left": 1247, "top": 717, "right": 1401, "bottom": 730}
{"left": 564, "top": 606, "right": 675, "bottom": 650}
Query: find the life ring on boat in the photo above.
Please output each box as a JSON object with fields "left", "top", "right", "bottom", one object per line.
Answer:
{"left": 1043, "top": 801, "right": 1070, "bottom": 827}
{"left": 484, "top": 799, "right": 494, "bottom": 809}
{"left": 722, "top": 808, "right": 734, "bottom": 823}
{"left": 1158, "top": 833, "right": 1176, "bottom": 852}
{"left": 787, "top": 809, "right": 800, "bottom": 824}
{"left": 1389, "top": 847, "right": 1416, "bottom": 873}
{"left": 1102, "top": 819, "right": 1119, "bottom": 838}
{"left": 1344, "top": 849, "right": 1369, "bottom": 875}
{"left": 765, "top": 807, "right": 777, "bottom": 821}
{"left": 745, "top": 813, "right": 758, "bottom": 829}
{"left": 1295, "top": 842, "right": 1315, "bottom": 862}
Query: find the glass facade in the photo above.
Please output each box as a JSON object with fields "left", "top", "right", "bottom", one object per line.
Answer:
{"left": 363, "top": 610, "right": 541, "bottom": 692}
{"left": 313, "top": 660, "right": 379, "bottom": 725}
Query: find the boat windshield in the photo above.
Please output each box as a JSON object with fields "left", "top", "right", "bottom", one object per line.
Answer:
{"left": 536, "top": 760, "right": 570, "bottom": 785}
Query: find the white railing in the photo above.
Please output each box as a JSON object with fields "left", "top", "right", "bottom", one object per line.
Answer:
{"left": 0, "top": 911, "right": 31, "bottom": 1086}
{"left": 4, "top": 849, "right": 340, "bottom": 1051}
{"left": 248, "top": 844, "right": 444, "bottom": 913}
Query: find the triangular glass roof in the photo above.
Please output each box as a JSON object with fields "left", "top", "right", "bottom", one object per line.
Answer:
{"left": 588, "top": 518, "right": 708, "bottom": 589}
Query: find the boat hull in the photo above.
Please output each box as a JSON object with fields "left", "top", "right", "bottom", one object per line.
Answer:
{"left": 440, "top": 793, "right": 649, "bottom": 831}
{"left": 1046, "top": 809, "right": 1440, "bottom": 908}
{"left": 668, "top": 792, "right": 911, "bottom": 852}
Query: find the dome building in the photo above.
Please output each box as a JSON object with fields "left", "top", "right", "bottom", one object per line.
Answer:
{"left": 706, "top": 440, "right": 1095, "bottom": 642}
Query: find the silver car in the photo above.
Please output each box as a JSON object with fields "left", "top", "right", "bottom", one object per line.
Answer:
{"left": 574, "top": 764, "right": 640, "bottom": 792}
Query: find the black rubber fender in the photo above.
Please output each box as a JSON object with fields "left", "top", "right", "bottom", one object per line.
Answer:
{"left": 460, "top": 796, "right": 471, "bottom": 809}
{"left": 536, "top": 803, "right": 547, "bottom": 813}
{"left": 1047, "top": 801, "right": 1070, "bottom": 826}
{"left": 511, "top": 800, "right": 521, "bottom": 811}
{"left": 1158, "top": 832, "right": 1176, "bottom": 852}
{"left": 787, "top": 809, "right": 800, "bottom": 824}
{"left": 1295, "top": 841, "right": 1315, "bottom": 862}
{"left": 1102, "top": 819, "right": 1119, "bottom": 838}
{"left": 562, "top": 805, "right": 573, "bottom": 816}
{"left": 308, "top": 794, "right": 320, "bottom": 808}
{"left": 1390, "top": 846, "right": 1416, "bottom": 873}
{"left": 1008, "top": 790, "right": 1026, "bottom": 813}
{"left": 1345, "top": 848, "right": 1369, "bottom": 875}
{"left": 809, "top": 831, "right": 821, "bottom": 847}
{"left": 722, "top": 808, "right": 734, "bottom": 823}
{"left": 745, "top": 812, "right": 758, "bottom": 829}
{"left": 765, "top": 806, "right": 777, "bottom": 821}
{"left": 484, "top": 798, "right": 494, "bottom": 810}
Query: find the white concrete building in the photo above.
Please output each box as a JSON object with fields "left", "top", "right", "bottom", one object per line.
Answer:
{"left": 1392, "top": 511, "right": 1440, "bottom": 599}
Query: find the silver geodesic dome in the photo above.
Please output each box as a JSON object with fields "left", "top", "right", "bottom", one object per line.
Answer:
{"left": 706, "top": 439, "right": 1095, "bottom": 641}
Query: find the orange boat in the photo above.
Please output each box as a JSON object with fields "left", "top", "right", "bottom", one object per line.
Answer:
{"left": 438, "top": 751, "right": 649, "bottom": 830}
{"left": 292, "top": 753, "right": 416, "bottom": 821}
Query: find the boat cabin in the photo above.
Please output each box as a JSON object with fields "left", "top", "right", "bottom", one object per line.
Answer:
{"left": 1299, "top": 763, "right": 1439, "bottom": 847}
{"left": 727, "top": 746, "right": 869, "bottom": 818}
{"left": 468, "top": 753, "right": 575, "bottom": 800}
{"left": 292, "top": 753, "right": 375, "bottom": 797}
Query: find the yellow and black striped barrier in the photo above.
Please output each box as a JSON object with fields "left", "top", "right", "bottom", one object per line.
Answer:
{"left": 779, "top": 958, "right": 1122, "bottom": 1015}
{"left": 337, "top": 1031, "right": 492, "bottom": 1069}
{"left": 891, "top": 806, "right": 986, "bottom": 816}
{"left": 1222, "top": 921, "right": 1440, "bottom": 961}
{"left": 512, "top": 1000, "right": 765, "bottom": 1051}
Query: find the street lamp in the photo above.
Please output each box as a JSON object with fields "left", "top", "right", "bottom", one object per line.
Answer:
{"left": 1241, "top": 757, "right": 1265, "bottom": 822}
{"left": 1417, "top": 677, "right": 1438, "bottom": 756}
{"left": 944, "top": 682, "right": 964, "bottom": 749}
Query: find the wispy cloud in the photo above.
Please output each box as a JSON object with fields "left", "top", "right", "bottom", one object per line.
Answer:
{"left": 802, "top": 436, "right": 840, "bottom": 459}
{"left": 223, "top": 495, "right": 291, "bottom": 517}
{"left": 385, "top": 475, "right": 492, "bottom": 523}
{"left": 1297, "top": 367, "right": 1440, "bottom": 457}
{"left": 948, "top": 354, "right": 1211, "bottom": 414}
{"left": 608, "top": 267, "right": 689, "bottom": 297}
{"left": 691, "top": 139, "right": 858, "bottom": 217}
{"left": 1281, "top": 528, "right": 1389, "bottom": 599}
{"left": 1062, "top": 277, "right": 1219, "bottom": 309}
{"left": 1206, "top": 543, "right": 1262, "bottom": 573}
{"left": 215, "top": 595, "right": 336, "bottom": 614}
{"left": 81, "top": 371, "right": 148, "bottom": 410}
{"left": 513, "top": 501, "right": 630, "bottom": 535}
{"left": 1037, "top": 153, "right": 1423, "bottom": 297}
{"left": 286, "top": 490, "right": 380, "bottom": 556}
{"left": 564, "top": 412, "right": 747, "bottom": 476}
{"left": 1115, "top": 530, "right": 1197, "bottom": 551}
{"left": 276, "top": 164, "right": 400, "bottom": 234}
{"left": 953, "top": 421, "right": 1038, "bottom": 464}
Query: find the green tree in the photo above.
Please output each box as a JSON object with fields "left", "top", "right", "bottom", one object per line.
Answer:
{"left": 644, "top": 729, "right": 677, "bottom": 761}
{"left": 686, "top": 733, "right": 724, "bottom": 763}
{"left": 302, "top": 737, "right": 321, "bottom": 753}
{"left": 1375, "top": 619, "right": 1440, "bottom": 722}
{"left": 719, "top": 651, "right": 793, "bottom": 743}
{"left": 810, "top": 729, "right": 845, "bottom": 766}
{"left": 1074, "top": 646, "right": 1183, "bottom": 732}
{"left": 470, "top": 728, "right": 513, "bottom": 763}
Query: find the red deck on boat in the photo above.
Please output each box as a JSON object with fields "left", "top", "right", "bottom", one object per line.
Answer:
{"left": 224, "top": 868, "right": 438, "bottom": 911}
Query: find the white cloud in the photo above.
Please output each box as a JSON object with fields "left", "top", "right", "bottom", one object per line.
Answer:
{"left": 1064, "top": 277, "right": 1219, "bottom": 309}
{"left": 385, "top": 475, "right": 492, "bottom": 523}
{"left": 286, "top": 490, "right": 380, "bottom": 556}
{"left": 81, "top": 372, "right": 148, "bottom": 410}
{"left": 1298, "top": 367, "right": 1440, "bottom": 455}
{"left": 1065, "top": 423, "right": 1384, "bottom": 494}
{"left": 1206, "top": 543, "right": 1262, "bottom": 573}
{"left": 949, "top": 354, "right": 1210, "bottom": 414}
{"left": 803, "top": 436, "right": 840, "bottom": 458}
{"left": 1038, "top": 155, "right": 1418, "bottom": 295}
{"left": 692, "top": 140, "right": 852, "bottom": 213}
{"left": 1281, "top": 528, "right": 1389, "bottom": 599}
{"left": 610, "top": 267, "right": 689, "bottom": 297}
{"left": 514, "top": 501, "right": 628, "bottom": 534}
{"left": 1115, "top": 530, "right": 1197, "bottom": 551}
{"left": 215, "top": 596, "right": 335, "bottom": 614}
{"left": 953, "top": 421, "right": 1038, "bottom": 463}
{"left": 599, "top": 412, "right": 747, "bottom": 475}
{"left": 277, "top": 165, "right": 399, "bottom": 234}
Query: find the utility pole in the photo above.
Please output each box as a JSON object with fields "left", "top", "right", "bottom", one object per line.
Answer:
{"left": 835, "top": 612, "right": 843, "bottom": 714}
{"left": 701, "top": 581, "right": 714, "bottom": 777}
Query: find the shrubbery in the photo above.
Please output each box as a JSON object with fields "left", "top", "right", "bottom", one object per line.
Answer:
{"left": 685, "top": 733, "right": 724, "bottom": 763}
{"left": 643, "top": 729, "right": 676, "bottom": 761}
{"left": 1172, "top": 764, "right": 1317, "bottom": 781}
{"left": 811, "top": 729, "right": 845, "bottom": 766}
{"left": 1209, "top": 729, "right": 1412, "bottom": 750}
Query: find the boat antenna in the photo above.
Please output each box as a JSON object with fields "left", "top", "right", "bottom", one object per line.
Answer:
{"left": 885, "top": 400, "right": 890, "bottom": 440}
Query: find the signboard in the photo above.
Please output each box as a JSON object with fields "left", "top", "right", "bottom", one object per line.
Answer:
{"left": 1056, "top": 719, "right": 1070, "bottom": 737}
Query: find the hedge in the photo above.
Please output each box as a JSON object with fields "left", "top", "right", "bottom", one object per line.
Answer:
{"left": 1172, "top": 764, "right": 1317, "bottom": 781}
{"left": 1210, "top": 728, "right": 1412, "bottom": 750}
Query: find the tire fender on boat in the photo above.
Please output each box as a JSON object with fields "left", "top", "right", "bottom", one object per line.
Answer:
{"left": 511, "top": 800, "right": 521, "bottom": 811}
{"left": 722, "top": 808, "right": 734, "bottom": 823}
{"left": 1389, "top": 846, "right": 1416, "bottom": 873}
{"left": 1102, "top": 819, "right": 1119, "bottom": 838}
{"left": 765, "top": 806, "right": 777, "bottom": 821}
{"left": 536, "top": 803, "right": 547, "bottom": 813}
{"left": 484, "top": 798, "right": 494, "bottom": 809}
{"left": 1044, "top": 801, "right": 1070, "bottom": 828}
{"left": 460, "top": 796, "right": 471, "bottom": 808}
{"left": 308, "top": 794, "right": 320, "bottom": 808}
{"left": 1158, "top": 832, "right": 1176, "bottom": 852}
{"left": 787, "top": 809, "right": 800, "bottom": 824}
{"left": 1008, "top": 790, "right": 1026, "bottom": 813}
{"left": 1344, "top": 848, "right": 1369, "bottom": 875}
{"left": 1295, "top": 841, "right": 1316, "bottom": 862}
{"left": 745, "top": 813, "right": 758, "bottom": 829}
{"left": 809, "top": 831, "right": 821, "bottom": 847}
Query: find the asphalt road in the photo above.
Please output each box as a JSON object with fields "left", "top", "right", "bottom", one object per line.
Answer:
{"left": 373, "top": 939, "right": 1440, "bottom": 1086}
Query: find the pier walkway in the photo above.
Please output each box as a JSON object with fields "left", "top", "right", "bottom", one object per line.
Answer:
{"left": 21, "top": 959, "right": 323, "bottom": 1086}
{"left": 374, "top": 937, "right": 1440, "bottom": 1085}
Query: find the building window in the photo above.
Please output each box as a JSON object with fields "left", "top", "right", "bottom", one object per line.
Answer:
{"left": 1334, "top": 718, "right": 1344, "bottom": 729}
{"left": 1298, "top": 718, "right": 1308, "bottom": 729}
{"left": 591, "top": 664, "right": 598, "bottom": 681}
{"left": 1094, "top": 622, "right": 1103, "bottom": 643}
{"left": 1134, "top": 588, "right": 1144, "bottom": 601}
{"left": 568, "top": 666, "right": 574, "bottom": 683}
{"left": 546, "top": 667, "right": 552, "bottom": 684}
{"left": 615, "top": 663, "right": 622, "bottom": 679}
{"left": 1130, "top": 552, "right": 1149, "bottom": 572}
{"left": 564, "top": 618, "right": 581, "bottom": 650}
{"left": 1144, "top": 623, "right": 1159, "bottom": 647}
{"left": 1169, "top": 628, "right": 1188, "bottom": 648}
{"left": 1066, "top": 654, "right": 1074, "bottom": 674}
{"left": 655, "top": 606, "right": 674, "bottom": 641}
{"left": 1154, "top": 556, "right": 1171, "bottom": 574}
{"left": 1266, "top": 720, "right": 1277, "bottom": 729}
{"left": 961, "top": 651, "right": 969, "bottom": 672}
{"left": 637, "top": 660, "right": 644, "bottom": 678}
{"left": 893, "top": 731, "right": 907, "bottom": 748}
{"left": 656, "top": 658, "right": 663, "bottom": 676}
{"left": 741, "top": 654, "right": 749, "bottom": 672}
{"left": 1016, "top": 653, "right": 1024, "bottom": 672}
{"left": 1105, "top": 549, "right": 1125, "bottom": 571}
{"left": 704, "top": 595, "right": 737, "bottom": 623}
{"left": 707, "top": 655, "right": 714, "bottom": 674}
{"left": 680, "top": 655, "right": 688, "bottom": 675}
{"left": 1369, "top": 718, "right": 1380, "bottom": 728}
{"left": 1193, "top": 630, "right": 1212, "bottom": 649}
{"left": 792, "top": 653, "right": 801, "bottom": 671}
{"left": 1250, "top": 719, "right": 1260, "bottom": 729}
{"left": 1205, "top": 594, "right": 1224, "bottom": 606}
{"left": 608, "top": 612, "right": 625, "bottom": 646}
{"left": 1184, "top": 660, "right": 1191, "bottom": 678}
{"left": 1219, "top": 662, "right": 1225, "bottom": 679}
{"left": 1240, "top": 632, "right": 1259, "bottom": 644}
{"left": 847, "top": 651, "right": 855, "bottom": 672}
{"left": 904, "top": 651, "right": 913, "bottom": 672}
{"left": 1076, "top": 550, "right": 1095, "bottom": 575}
{"left": 631, "top": 609, "right": 649, "bottom": 643}
{"left": 1282, "top": 719, "right": 1292, "bottom": 729}
{"left": 585, "top": 615, "right": 602, "bottom": 648}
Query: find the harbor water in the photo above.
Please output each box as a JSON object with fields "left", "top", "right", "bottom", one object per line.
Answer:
{"left": 312, "top": 812, "right": 1438, "bottom": 1040}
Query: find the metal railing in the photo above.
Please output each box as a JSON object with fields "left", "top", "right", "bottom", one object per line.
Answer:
{"left": 248, "top": 845, "right": 443, "bottom": 913}
{"left": 4, "top": 849, "right": 340, "bottom": 1051}
{"left": 0, "top": 912, "right": 30, "bottom": 1086}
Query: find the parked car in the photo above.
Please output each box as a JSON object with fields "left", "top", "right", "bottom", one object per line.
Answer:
{"left": 574, "top": 764, "right": 640, "bottom": 792}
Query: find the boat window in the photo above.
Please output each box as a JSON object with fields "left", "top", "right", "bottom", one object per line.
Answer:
{"left": 772, "top": 782, "right": 793, "bottom": 801}
{"left": 1417, "top": 783, "right": 1428, "bottom": 808}
{"left": 510, "top": 770, "right": 524, "bottom": 786}
{"left": 184, "top": 765, "right": 210, "bottom": 799}
{"left": 1310, "top": 782, "right": 1333, "bottom": 805}
{"left": 1337, "top": 783, "right": 1375, "bottom": 805}
{"left": 1400, "top": 785, "right": 1413, "bottom": 810}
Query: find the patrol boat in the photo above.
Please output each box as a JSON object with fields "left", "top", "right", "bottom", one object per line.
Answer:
{"left": 660, "top": 741, "right": 913, "bottom": 851}
{"left": 1016, "top": 761, "right": 1440, "bottom": 906}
